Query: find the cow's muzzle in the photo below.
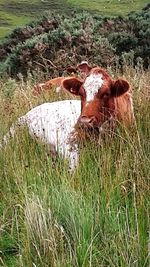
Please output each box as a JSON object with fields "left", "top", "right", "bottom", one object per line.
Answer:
{"left": 77, "top": 116, "right": 99, "bottom": 129}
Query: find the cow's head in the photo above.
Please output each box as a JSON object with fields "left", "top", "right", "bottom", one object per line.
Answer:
{"left": 63, "top": 62, "right": 130, "bottom": 130}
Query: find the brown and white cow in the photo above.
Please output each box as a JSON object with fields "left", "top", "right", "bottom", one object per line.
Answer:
{"left": 32, "top": 76, "right": 74, "bottom": 96}
{"left": 63, "top": 62, "right": 134, "bottom": 130}
{"left": 1, "top": 63, "right": 134, "bottom": 171}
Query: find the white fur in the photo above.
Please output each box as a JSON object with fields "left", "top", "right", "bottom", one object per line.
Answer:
{"left": 1, "top": 100, "right": 81, "bottom": 171}
{"left": 83, "top": 73, "right": 103, "bottom": 101}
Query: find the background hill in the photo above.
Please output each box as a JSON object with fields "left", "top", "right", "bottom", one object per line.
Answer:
{"left": 0, "top": 0, "right": 149, "bottom": 38}
{"left": 0, "top": 4, "right": 149, "bottom": 80}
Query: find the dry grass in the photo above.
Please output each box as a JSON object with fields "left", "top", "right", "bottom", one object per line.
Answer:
{"left": 0, "top": 65, "right": 149, "bottom": 266}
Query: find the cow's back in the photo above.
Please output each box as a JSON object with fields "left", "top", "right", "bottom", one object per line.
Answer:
{"left": 25, "top": 100, "right": 81, "bottom": 146}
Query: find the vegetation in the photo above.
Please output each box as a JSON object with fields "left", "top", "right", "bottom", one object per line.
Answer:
{"left": 0, "top": 5, "right": 149, "bottom": 80}
{"left": 67, "top": 0, "right": 149, "bottom": 16}
{"left": 0, "top": 0, "right": 149, "bottom": 38}
{"left": 0, "top": 0, "right": 72, "bottom": 39}
{"left": 0, "top": 63, "right": 149, "bottom": 266}
{"left": 0, "top": 2, "right": 149, "bottom": 266}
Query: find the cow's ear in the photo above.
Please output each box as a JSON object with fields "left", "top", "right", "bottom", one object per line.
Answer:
{"left": 111, "top": 79, "right": 130, "bottom": 97}
{"left": 77, "top": 61, "right": 92, "bottom": 75}
{"left": 63, "top": 77, "right": 83, "bottom": 95}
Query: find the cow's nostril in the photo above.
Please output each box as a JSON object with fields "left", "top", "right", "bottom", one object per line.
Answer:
{"left": 78, "top": 116, "right": 96, "bottom": 126}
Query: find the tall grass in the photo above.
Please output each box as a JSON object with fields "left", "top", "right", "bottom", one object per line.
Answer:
{"left": 0, "top": 65, "right": 149, "bottom": 266}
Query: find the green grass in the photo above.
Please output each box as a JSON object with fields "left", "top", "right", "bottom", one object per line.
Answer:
{"left": 0, "top": 10, "right": 31, "bottom": 38}
{"left": 0, "top": 0, "right": 75, "bottom": 39}
{"left": 0, "top": 64, "right": 149, "bottom": 266}
{"left": 0, "top": 0, "right": 149, "bottom": 38}
{"left": 67, "top": 0, "right": 149, "bottom": 16}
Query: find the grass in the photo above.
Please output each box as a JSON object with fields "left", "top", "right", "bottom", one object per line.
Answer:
{"left": 0, "top": 64, "right": 149, "bottom": 266}
{"left": 0, "top": 0, "right": 74, "bottom": 39}
{"left": 0, "top": 0, "right": 149, "bottom": 38}
{"left": 67, "top": 0, "right": 149, "bottom": 16}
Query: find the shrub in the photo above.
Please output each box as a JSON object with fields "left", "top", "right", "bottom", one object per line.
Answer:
{"left": 0, "top": 8, "right": 149, "bottom": 78}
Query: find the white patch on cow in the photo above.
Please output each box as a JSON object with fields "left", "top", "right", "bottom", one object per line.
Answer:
{"left": 1, "top": 100, "right": 81, "bottom": 171}
{"left": 83, "top": 73, "right": 103, "bottom": 101}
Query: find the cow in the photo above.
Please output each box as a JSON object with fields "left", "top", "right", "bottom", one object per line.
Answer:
{"left": 32, "top": 77, "right": 69, "bottom": 96}
{"left": 32, "top": 63, "right": 88, "bottom": 96}
{"left": 1, "top": 63, "right": 134, "bottom": 171}
{"left": 62, "top": 62, "right": 134, "bottom": 129}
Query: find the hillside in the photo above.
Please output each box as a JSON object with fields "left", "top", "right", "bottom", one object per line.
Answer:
{"left": 0, "top": 4, "right": 149, "bottom": 80}
{"left": 0, "top": 0, "right": 149, "bottom": 38}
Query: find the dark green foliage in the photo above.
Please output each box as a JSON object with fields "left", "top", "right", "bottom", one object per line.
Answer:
{"left": 108, "top": 32, "right": 138, "bottom": 54}
{"left": 0, "top": 5, "right": 149, "bottom": 78}
{"left": 0, "top": 16, "right": 60, "bottom": 61}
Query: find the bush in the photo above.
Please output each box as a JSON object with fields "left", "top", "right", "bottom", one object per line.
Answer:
{"left": 0, "top": 8, "right": 149, "bottom": 78}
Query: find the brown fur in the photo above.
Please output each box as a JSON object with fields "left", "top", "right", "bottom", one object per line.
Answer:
{"left": 62, "top": 63, "right": 135, "bottom": 128}
{"left": 32, "top": 76, "right": 78, "bottom": 96}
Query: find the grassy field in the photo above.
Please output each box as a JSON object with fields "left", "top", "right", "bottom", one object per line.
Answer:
{"left": 67, "top": 0, "right": 149, "bottom": 15}
{"left": 0, "top": 0, "right": 72, "bottom": 39}
{"left": 0, "top": 0, "right": 149, "bottom": 38}
{"left": 0, "top": 64, "right": 149, "bottom": 266}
